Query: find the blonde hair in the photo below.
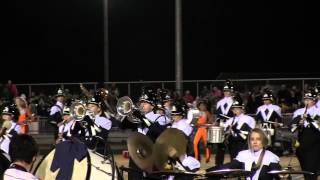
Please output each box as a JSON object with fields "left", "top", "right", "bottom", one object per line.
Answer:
{"left": 248, "top": 128, "right": 268, "bottom": 149}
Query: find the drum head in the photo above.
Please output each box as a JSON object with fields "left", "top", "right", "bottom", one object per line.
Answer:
{"left": 34, "top": 143, "right": 117, "bottom": 180}
{"left": 34, "top": 149, "right": 89, "bottom": 180}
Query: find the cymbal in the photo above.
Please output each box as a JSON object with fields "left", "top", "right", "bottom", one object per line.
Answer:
{"left": 127, "top": 132, "right": 154, "bottom": 172}
{"left": 152, "top": 128, "right": 188, "bottom": 171}
{"left": 268, "top": 169, "right": 314, "bottom": 175}
{"left": 206, "top": 169, "right": 251, "bottom": 178}
{"left": 155, "top": 128, "right": 188, "bottom": 157}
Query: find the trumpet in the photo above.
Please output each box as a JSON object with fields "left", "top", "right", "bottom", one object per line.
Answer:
{"left": 116, "top": 96, "right": 151, "bottom": 126}
{"left": 70, "top": 101, "right": 94, "bottom": 127}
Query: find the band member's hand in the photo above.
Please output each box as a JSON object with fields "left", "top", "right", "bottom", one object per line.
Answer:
{"left": 132, "top": 109, "right": 144, "bottom": 120}
{"left": 305, "top": 114, "right": 313, "bottom": 123}
{"left": 196, "top": 169, "right": 206, "bottom": 175}
{"left": 231, "top": 125, "right": 239, "bottom": 133}
{"left": 279, "top": 174, "right": 289, "bottom": 180}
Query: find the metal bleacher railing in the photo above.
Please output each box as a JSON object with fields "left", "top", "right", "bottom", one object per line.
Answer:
{"left": 15, "top": 78, "right": 320, "bottom": 101}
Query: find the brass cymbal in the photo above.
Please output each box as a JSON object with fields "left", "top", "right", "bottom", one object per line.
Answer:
{"left": 152, "top": 128, "right": 188, "bottom": 171}
{"left": 206, "top": 169, "right": 251, "bottom": 178}
{"left": 268, "top": 169, "right": 314, "bottom": 175}
{"left": 127, "top": 132, "right": 154, "bottom": 172}
{"left": 156, "top": 128, "right": 188, "bottom": 157}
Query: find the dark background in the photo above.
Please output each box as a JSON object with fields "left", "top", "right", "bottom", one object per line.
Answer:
{"left": 1, "top": 0, "right": 320, "bottom": 83}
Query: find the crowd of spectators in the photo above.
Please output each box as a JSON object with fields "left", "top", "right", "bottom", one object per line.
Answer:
{"left": 0, "top": 80, "right": 314, "bottom": 120}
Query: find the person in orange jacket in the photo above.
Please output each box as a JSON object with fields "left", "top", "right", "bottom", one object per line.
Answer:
{"left": 193, "top": 100, "right": 213, "bottom": 163}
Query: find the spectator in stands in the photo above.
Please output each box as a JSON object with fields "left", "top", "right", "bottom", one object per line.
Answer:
{"left": 290, "top": 85, "right": 302, "bottom": 110}
{"left": 110, "top": 83, "right": 120, "bottom": 98}
{"left": 211, "top": 86, "right": 222, "bottom": 100}
{"left": 200, "top": 86, "right": 210, "bottom": 98}
{"left": 277, "top": 84, "right": 292, "bottom": 113}
{"left": 183, "top": 90, "right": 194, "bottom": 104}
{"left": 5, "top": 80, "right": 19, "bottom": 98}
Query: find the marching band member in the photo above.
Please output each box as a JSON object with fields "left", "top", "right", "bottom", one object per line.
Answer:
{"left": 1, "top": 105, "right": 21, "bottom": 152}
{"left": 128, "top": 87, "right": 170, "bottom": 180}
{"left": 169, "top": 102, "right": 194, "bottom": 156}
{"left": 157, "top": 89, "right": 174, "bottom": 119}
{"left": 205, "top": 128, "right": 281, "bottom": 180}
{"left": 55, "top": 106, "right": 75, "bottom": 144}
{"left": 255, "top": 89, "right": 282, "bottom": 150}
{"left": 290, "top": 87, "right": 320, "bottom": 180}
{"left": 49, "top": 88, "right": 65, "bottom": 141}
{"left": 214, "top": 80, "right": 234, "bottom": 166}
{"left": 86, "top": 95, "right": 112, "bottom": 143}
{"left": 224, "top": 96, "right": 256, "bottom": 161}
{"left": 165, "top": 142, "right": 200, "bottom": 180}
{"left": 193, "top": 100, "right": 213, "bottom": 163}
{"left": 3, "top": 134, "right": 39, "bottom": 180}
{"left": 136, "top": 87, "right": 169, "bottom": 140}
{"left": 315, "top": 84, "right": 320, "bottom": 108}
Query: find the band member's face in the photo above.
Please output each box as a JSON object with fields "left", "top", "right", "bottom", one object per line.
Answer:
{"left": 2, "top": 115, "right": 12, "bottom": 121}
{"left": 223, "top": 91, "right": 231, "bottom": 97}
{"left": 87, "top": 104, "right": 101, "bottom": 115}
{"left": 250, "top": 131, "right": 263, "bottom": 152}
{"left": 304, "top": 99, "right": 315, "bottom": 107}
{"left": 263, "top": 99, "right": 272, "bottom": 105}
{"left": 164, "top": 101, "right": 172, "bottom": 109}
{"left": 140, "top": 102, "right": 154, "bottom": 113}
{"left": 232, "top": 107, "right": 242, "bottom": 115}
{"left": 57, "top": 96, "right": 65, "bottom": 102}
{"left": 63, "top": 114, "right": 72, "bottom": 121}
{"left": 172, "top": 115, "right": 182, "bottom": 122}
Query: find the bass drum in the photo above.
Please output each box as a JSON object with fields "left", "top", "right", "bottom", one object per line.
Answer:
{"left": 34, "top": 144, "right": 118, "bottom": 180}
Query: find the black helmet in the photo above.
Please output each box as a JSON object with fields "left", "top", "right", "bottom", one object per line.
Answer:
{"left": 262, "top": 88, "right": 274, "bottom": 101}
{"left": 223, "top": 79, "right": 234, "bottom": 92}
{"left": 87, "top": 95, "right": 106, "bottom": 110}
{"left": 139, "top": 87, "right": 157, "bottom": 105}
{"left": 304, "top": 87, "right": 317, "bottom": 101}
{"left": 62, "top": 106, "right": 71, "bottom": 115}
{"left": 231, "top": 96, "right": 244, "bottom": 109}
{"left": 171, "top": 102, "right": 188, "bottom": 116}
{"left": 55, "top": 88, "right": 65, "bottom": 98}
{"left": 1, "top": 105, "right": 19, "bottom": 120}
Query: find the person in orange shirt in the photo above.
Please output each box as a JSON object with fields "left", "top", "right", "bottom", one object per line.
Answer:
{"left": 15, "top": 97, "right": 35, "bottom": 134}
{"left": 193, "top": 100, "right": 213, "bottom": 163}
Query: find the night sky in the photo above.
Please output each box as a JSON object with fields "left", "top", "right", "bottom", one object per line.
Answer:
{"left": 1, "top": 0, "right": 320, "bottom": 83}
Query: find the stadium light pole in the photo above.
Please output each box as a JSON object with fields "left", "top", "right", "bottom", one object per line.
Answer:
{"left": 175, "top": 0, "right": 183, "bottom": 96}
{"left": 103, "top": 0, "right": 109, "bottom": 83}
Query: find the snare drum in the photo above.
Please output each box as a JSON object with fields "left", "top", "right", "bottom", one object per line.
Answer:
{"left": 34, "top": 141, "right": 118, "bottom": 180}
{"left": 207, "top": 126, "right": 225, "bottom": 143}
{"left": 260, "top": 123, "right": 275, "bottom": 136}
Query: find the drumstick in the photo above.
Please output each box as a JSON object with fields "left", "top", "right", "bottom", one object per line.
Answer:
{"left": 264, "top": 120, "right": 283, "bottom": 127}
{"left": 219, "top": 114, "right": 231, "bottom": 119}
